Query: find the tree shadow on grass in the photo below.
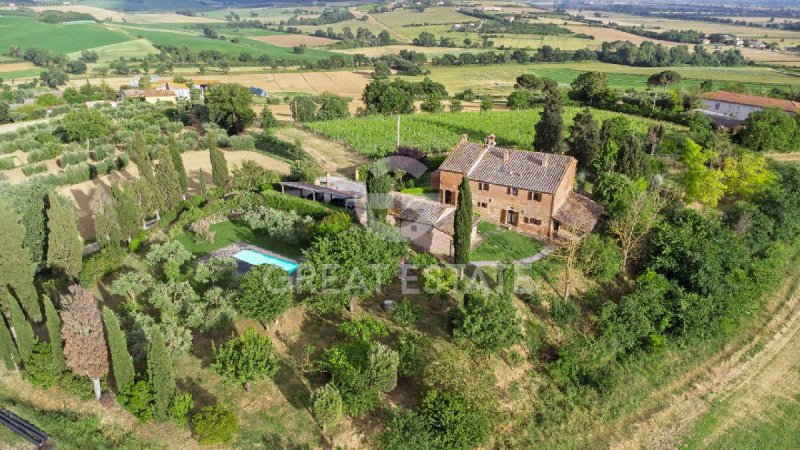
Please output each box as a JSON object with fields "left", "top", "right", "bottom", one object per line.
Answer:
{"left": 272, "top": 358, "right": 312, "bottom": 411}
{"left": 260, "top": 433, "right": 314, "bottom": 450}
{"left": 176, "top": 377, "right": 217, "bottom": 413}
{"left": 191, "top": 322, "right": 238, "bottom": 367}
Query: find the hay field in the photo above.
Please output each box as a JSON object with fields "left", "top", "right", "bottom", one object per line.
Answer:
{"left": 566, "top": 25, "right": 681, "bottom": 47}
{"left": 67, "top": 39, "right": 159, "bottom": 62}
{"left": 0, "top": 61, "right": 36, "bottom": 72}
{"left": 57, "top": 150, "right": 289, "bottom": 239}
{"left": 249, "top": 34, "right": 337, "bottom": 48}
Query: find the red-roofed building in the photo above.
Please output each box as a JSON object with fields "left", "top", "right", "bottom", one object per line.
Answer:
{"left": 436, "top": 134, "right": 603, "bottom": 239}
{"left": 699, "top": 91, "right": 800, "bottom": 122}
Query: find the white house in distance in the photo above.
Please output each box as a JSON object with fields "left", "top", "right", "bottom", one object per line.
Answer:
{"left": 699, "top": 91, "right": 800, "bottom": 125}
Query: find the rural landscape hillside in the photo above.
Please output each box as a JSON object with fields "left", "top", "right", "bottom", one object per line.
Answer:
{"left": 1, "top": 0, "right": 800, "bottom": 448}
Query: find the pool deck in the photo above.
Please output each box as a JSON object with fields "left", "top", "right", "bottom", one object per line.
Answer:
{"left": 199, "top": 242, "right": 300, "bottom": 274}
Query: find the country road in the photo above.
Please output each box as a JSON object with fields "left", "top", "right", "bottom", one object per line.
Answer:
{"left": 610, "top": 268, "right": 800, "bottom": 449}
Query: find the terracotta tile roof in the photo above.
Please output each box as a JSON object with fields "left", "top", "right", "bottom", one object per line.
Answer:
{"left": 439, "top": 137, "right": 574, "bottom": 193}
{"left": 700, "top": 91, "right": 800, "bottom": 112}
{"left": 553, "top": 192, "right": 604, "bottom": 234}
{"left": 120, "top": 89, "right": 177, "bottom": 98}
{"left": 389, "top": 192, "right": 453, "bottom": 227}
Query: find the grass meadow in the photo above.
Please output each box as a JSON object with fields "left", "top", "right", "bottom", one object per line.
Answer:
{"left": 306, "top": 108, "right": 681, "bottom": 157}
{"left": 0, "top": 16, "right": 132, "bottom": 54}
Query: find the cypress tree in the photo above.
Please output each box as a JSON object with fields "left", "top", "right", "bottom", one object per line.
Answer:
{"left": 168, "top": 136, "right": 189, "bottom": 194}
{"left": 616, "top": 133, "right": 647, "bottom": 179}
{"left": 43, "top": 295, "right": 66, "bottom": 371}
{"left": 198, "top": 168, "right": 208, "bottom": 197}
{"left": 566, "top": 108, "right": 600, "bottom": 171}
{"left": 131, "top": 132, "right": 154, "bottom": 180}
{"left": 91, "top": 188, "right": 122, "bottom": 247}
{"left": 0, "top": 314, "right": 20, "bottom": 370}
{"left": 46, "top": 192, "right": 83, "bottom": 279}
{"left": 453, "top": 174, "right": 473, "bottom": 265}
{"left": 0, "top": 201, "right": 40, "bottom": 321}
{"left": 208, "top": 133, "right": 229, "bottom": 187}
{"left": 9, "top": 294, "right": 36, "bottom": 364}
{"left": 112, "top": 183, "right": 142, "bottom": 240}
{"left": 60, "top": 284, "right": 109, "bottom": 400}
{"left": 148, "top": 328, "right": 175, "bottom": 421}
{"left": 365, "top": 162, "right": 393, "bottom": 224}
{"left": 533, "top": 86, "right": 565, "bottom": 154}
{"left": 102, "top": 306, "right": 135, "bottom": 390}
{"left": 155, "top": 147, "right": 182, "bottom": 211}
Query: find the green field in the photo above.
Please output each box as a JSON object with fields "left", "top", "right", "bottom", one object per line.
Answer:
{"left": 682, "top": 394, "right": 800, "bottom": 448}
{"left": 81, "top": 0, "right": 208, "bottom": 12}
{"left": 306, "top": 108, "right": 679, "bottom": 157}
{"left": 66, "top": 38, "right": 159, "bottom": 62}
{"left": 0, "top": 16, "right": 132, "bottom": 54}
{"left": 409, "top": 62, "right": 800, "bottom": 96}
{"left": 116, "top": 26, "right": 335, "bottom": 61}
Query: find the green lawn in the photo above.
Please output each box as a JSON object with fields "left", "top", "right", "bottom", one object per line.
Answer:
{"left": 174, "top": 221, "right": 304, "bottom": 259}
{"left": 470, "top": 221, "right": 544, "bottom": 261}
{"left": 0, "top": 16, "right": 132, "bottom": 54}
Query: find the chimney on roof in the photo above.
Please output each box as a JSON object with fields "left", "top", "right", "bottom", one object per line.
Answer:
{"left": 503, "top": 148, "right": 511, "bottom": 164}
{"left": 485, "top": 134, "right": 496, "bottom": 147}
{"left": 460, "top": 134, "right": 469, "bottom": 145}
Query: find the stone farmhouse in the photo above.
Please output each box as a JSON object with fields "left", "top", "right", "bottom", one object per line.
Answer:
{"left": 435, "top": 134, "right": 603, "bottom": 240}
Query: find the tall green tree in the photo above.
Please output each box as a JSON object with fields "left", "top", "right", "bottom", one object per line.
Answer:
{"left": 205, "top": 83, "right": 255, "bottom": 134}
{"left": 131, "top": 132, "right": 154, "bottom": 180}
{"left": 616, "top": 133, "right": 647, "bottom": 179}
{"left": 365, "top": 163, "right": 394, "bottom": 224}
{"left": 168, "top": 136, "right": 189, "bottom": 194}
{"left": 199, "top": 168, "right": 208, "bottom": 197}
{"left": 0, "top": 314, "right": 19, "bottom": 370}
{"left": 533, "top": 87, "right": 565, "bottom": 153}
{"left": 0, "top": 201, "right": 40, "bottom": 321}
{"left": 236, "top": 266, "right": 293, "bottom": 326}
{"left": 453, "top": 175, "right": 473, "bottom": 265}
{"left": 566, "top": 108, "right": 600, "bottom": 171}
{"left": 740, "top": 107, "right": 800, "bottom": 152}
{"left": 9, "top": 295, "right": 36, "bottom": 364}
{"left": 103, "top": 306, "right": 135, "bottom": 390}
{"left": 0, "top": 181, "right": 50, "bottom": 272}
{"left": 111, "top": 183, "right": 142, "bottom": 241}
{"left": 46, "top": 193, "right": 83, "bottom": 279}
{"left": 155, "top": 147, "right": 182, "bottom": 211}
{"left": 568, "top": 71, "right": 609, "bottom": 105}
{"left": 208, "top": 135, "right": 229, "bottom": 187}
{"left": 91, "top": 188, "right": 121, "bottom": 247}
{"left": 148, "top": 328, "right": 175, "bottom": 420}
{"left": 43, "top": 295, "right": 66, "bottom": 371}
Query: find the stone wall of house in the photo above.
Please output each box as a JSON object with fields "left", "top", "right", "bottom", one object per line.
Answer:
{"left": 438, "top": 166, "right": 576, "bottom": 239}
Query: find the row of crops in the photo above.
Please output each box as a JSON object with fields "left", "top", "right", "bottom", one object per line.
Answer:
{"left": 305, "top": 108, "right": 680, "bottom": 157}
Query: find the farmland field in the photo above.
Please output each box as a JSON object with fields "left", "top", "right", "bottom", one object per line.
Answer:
{"left": 0, "top": 16, "right": 132, "bottom": 55}
{"left": 249, "top": 34, "right": 337, "bottom": 48}
{"left": 112, "top": 25, "right": 336, "bottom": 61}
{"left": 305, "top": 108, "right": 680, "bottom": 157}
{"left": 65, "top": 39, "right": 159, "bottom": 62}
{"left": 28, "top": 5, "right": 223, "bottom": 23}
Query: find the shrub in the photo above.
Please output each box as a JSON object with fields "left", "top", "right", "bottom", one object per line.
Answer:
{"left": 231, "top": 160, "right": 281, "bottom": 191}
{"left": 63, "top": 163, "right": 91, "bottom": 184}
{"left": 80, "top": 244, "right": 126, "bottom": 286}
{"left": 169, "top": 392, "right": 194, "bottom": 427}
{"left": 289, "top": 158, "right": 323, "bottom": 182}
{"left": 23, "top": 342, "right": 61, "bottom": 388}
{"left": 579, "top": 234, "right": 622, "bottom": 282}
{"left": 261, "top": 190, "right": 333, "bottom": 220}
{"left": 550, "top": 296, "right": 581, "bottom": 326}
{"left": 59, "top": 151, "right": 89, "bottom": 167}
{"left": 311, "top": 384, "right": 343, "bottom": 430}
{"left": 58, "top": 373, "right": 105, "bottom": 401}
{"left": 420, "top": 389, "right": 490, "bottom": 450}
{"left": 118, "top": 381, "right": 154, "bottom": 423}
{"left": 192, "top": 404, "right": 239, "bottom": 445}
{"left": 309, "top": 211, "right": 352, "bottom": 239}
{"left": 0, "top": 156, "right": 15, "bottom": 170}
{"left": 129, "top": 230, "right": 148, "bottom": 252}
{"left": 92, "top": 144, "right": 116, "bottom": 161}
{"left": 339, "top": 316, "right": 388, "bottom": 341}
{"left": 212, "top": 329, "right": 280, "bottom": 388}
{"left": 22, "top": 163, "right": 48, "bottom": 176}
{"left": 254, "top": 133, "right": 306, "bottom": 160}
{"left": 391, "top": 298, "right": 422, "bottom": 327}
{"left": 397, "top": 331, "right": 427, "bottom": 379}
{"left": 229, "top": 135, "right": 255, "bottom": 151}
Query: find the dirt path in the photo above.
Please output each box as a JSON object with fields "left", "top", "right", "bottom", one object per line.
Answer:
{"left": 274, "top": 127, "right": 368, "bottom": 176}
{"left": 610, "top": 268, "right": 800, "bottom": 449}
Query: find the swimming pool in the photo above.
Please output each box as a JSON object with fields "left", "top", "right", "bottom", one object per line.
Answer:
{"left": 233, "top": 249, "right": 299, "bottom": 273}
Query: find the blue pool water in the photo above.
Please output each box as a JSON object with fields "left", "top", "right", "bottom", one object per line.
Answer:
{"left": 233, "top": 249, "right": 299, "bottom": 273}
